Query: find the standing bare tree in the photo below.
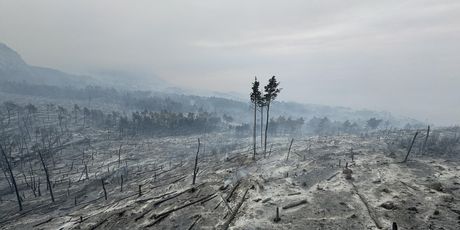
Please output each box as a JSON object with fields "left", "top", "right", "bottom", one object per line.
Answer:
{"left": 37, "top": 148, "right": 55, "bottom": 202}
{"left": 263, "top": 76, "right": 281, "bottom": 155}
{"left": 250, "top": 77, "right": 262, "bottom": 159}
{"left": 0, "top": 143, "right": 22, "bottom": 211}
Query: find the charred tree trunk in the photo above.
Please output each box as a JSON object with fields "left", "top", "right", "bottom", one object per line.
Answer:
{"left": 38, "top": 149, "right": 54, "bottom": 202}
{"left": 120, "top": 175, "right": 123, "bottom": 192}
{"left": 403, "top": 131, "right": 419, "bottom": 163}
{"left": 286, "top": 138, "right": 294, "bottom": 161}
{"left": 192, "top": 138, "right": 200, "bottom": 186}
{"left": 0, "top": 144, "right": 22, "bottom": 211}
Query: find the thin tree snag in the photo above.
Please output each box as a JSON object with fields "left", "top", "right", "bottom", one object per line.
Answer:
{"left": 138, "top": 185, "right": 142, "bottom": 197}
{"left": 0, "top": 144, "right": 22, "bottom": 211}
{"left": 118, "top": 143, "right": 123, "bottom": 168}
{"left": 403, "top": 131, "right": 419, "bottom": 163}
{"left": 351, "top": 183, "right": 383, "bottom": 229}
{"left": 392, "top": 222, "right": 398, "bottom": 230}
{"left": 282, "top": 199, "right": 307, "bottom": 209}
{"left": 268, "top": 144, "right": 273, "bottom": 157}
{"left": 421, "top": 125, "right": 430, "bottom": 154}
{"left": 120, "top": 175, "right": 123, "bottom": 192}
{"left": 192, "top": 138, "right": 200, "bottom": 186}
{"left": 38, "top": 149, "right": 54, "bottom": 202}
{"left": 286, "top": 138, "right": 294, "bottom": 161}
{"left": 101, "top": 179, "right": 107, "bottom": 200}
{"left": 221, "top": 188, "right": 249, "bottom": 230}
{"left": 84, "top": 164, "right": 89, "bottom": 180}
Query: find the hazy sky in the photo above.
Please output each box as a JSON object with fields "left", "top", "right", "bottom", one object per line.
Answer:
{"left": 1, "top": 0, "right": 459, "bottom": 125}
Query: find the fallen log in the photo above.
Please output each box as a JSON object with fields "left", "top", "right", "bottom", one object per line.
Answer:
{"left": 153, "top": 188, "right": 193, "bottom": 206}
{"left": 226, "top": 180, "right": 241, "bottom": 202}
{"left": 221, "top": 188, "right": 249, "bottom": 230}
{"left": 287, "top": 192, "right": 301, "bottom": 196}
{"left": 187, "top": 215, "right": 202, "bottom": 230}
{"left": 282, "top": 199, "right": 307, "bottom": 210}
{"left": 144, "top": 193, "right": 217, "bottom": 227}
{"left": 261, "top": 197, "right": 271, "bottom": 203}
{"left": 351, "top": 183, "right": 383, "bottom": 229}
{"left": 32, "top": 217, "right": 53, "bottom": 227}
{"left": 136, "top": 191, "right": 176, "bottom": 204}
{"left": 219, "top": 195, "right": 234, "bottom": 215}
{"left": 326, "top": 171, "right": 340, "bottom": 181}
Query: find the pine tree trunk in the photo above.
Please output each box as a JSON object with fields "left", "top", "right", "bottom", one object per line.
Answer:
{"left": 253, "top": 102, "right": 257, "bottom": 159}
{"left": 264, "top": 103, "right": 271, "bottom": 155}
{"left": 260, "top": 106, "right": 264, "bottom": 148}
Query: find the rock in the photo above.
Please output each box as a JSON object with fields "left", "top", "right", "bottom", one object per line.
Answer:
{"left": 434, "top": 210, "right": 440, "bottom": 215}
{"left": 381, "top": 188, "right": 391, "bottom": 193}
{"left": 442, "top": 195, "right": 454, "bottom": 203}
{"left": 407, "top": 207, "right": 418, "bottom": 213}
{"left": 342, "top": 168, "right": 353, "bottom": 175}
{"left": 428, "top": 182, "right": 443, "bottom": 192}
{"left": 345, "top": 173, "right": 352, "bottom": 180}
{"left": 380, "top": 201, "right": 398, "bottom": 210}
{"left": 349, "top": 214, "right": 358, "bottom": 219}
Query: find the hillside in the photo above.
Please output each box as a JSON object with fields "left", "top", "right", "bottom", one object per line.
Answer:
{"left": 0, "top": 106, "right": 458, "bottom": 229}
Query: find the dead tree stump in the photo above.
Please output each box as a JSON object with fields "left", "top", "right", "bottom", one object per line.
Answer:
{"left": 274, "top": 207, "right": 281, "bottom": 223}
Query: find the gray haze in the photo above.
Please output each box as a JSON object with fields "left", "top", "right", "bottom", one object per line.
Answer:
{"left": 1, "top": 0, "right": 459, "bottom": 125}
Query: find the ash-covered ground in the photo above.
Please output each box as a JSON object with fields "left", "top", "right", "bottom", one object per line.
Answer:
{"left": 1, "top": 125, "right": 459, "bottom": 230}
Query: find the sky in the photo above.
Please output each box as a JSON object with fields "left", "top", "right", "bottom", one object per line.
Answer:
{"left": 0, "top": 0, "right": 459, "bottom": 125}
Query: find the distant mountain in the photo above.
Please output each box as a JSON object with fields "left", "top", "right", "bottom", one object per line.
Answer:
{"left": 0, "top": 43, "right": 92, "bottom": 87}
{"left": 0, "top": 43, "right": 169, "bottom": 91}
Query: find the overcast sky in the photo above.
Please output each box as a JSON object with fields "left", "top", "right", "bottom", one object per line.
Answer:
{"left": 1, "top": 0, "right": 459, "bottom": 125}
